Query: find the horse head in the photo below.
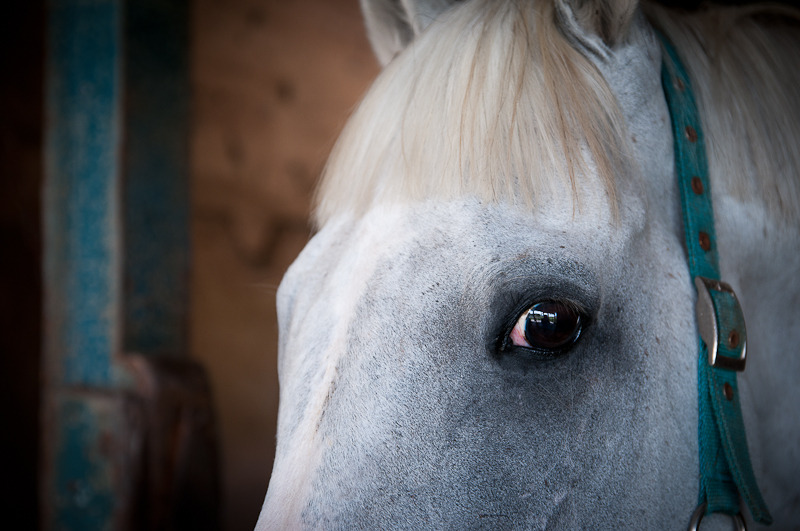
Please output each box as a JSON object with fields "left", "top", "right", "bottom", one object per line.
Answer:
{"left": 258, "top": 0, "right": 800, "bottom": 527}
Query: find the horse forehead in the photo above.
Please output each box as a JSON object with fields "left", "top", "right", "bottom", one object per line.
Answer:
{"left": 322, "top": 202, "right": 609, "bottom": 265}
{"left": 280, "top": 197, "right": 645, "bottom": 317}
{"left": 270, "top": 198, "right": 699, "bottom": 527}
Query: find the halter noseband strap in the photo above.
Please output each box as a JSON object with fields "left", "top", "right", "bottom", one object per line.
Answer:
{"left": 657, "top": 33, "right": 773, "bottom": 527}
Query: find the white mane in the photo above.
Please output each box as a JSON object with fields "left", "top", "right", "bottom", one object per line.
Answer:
{"left": 315, "top": 0, "right": 629, "bottom": 225}
{"left": 647, "top": 3, "right": 800, "bottom": 223}
{"left": 315, "top": 0, "right": 800, "bottom": 226}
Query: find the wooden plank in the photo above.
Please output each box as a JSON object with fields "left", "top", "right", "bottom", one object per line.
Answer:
{"left": 42, "top": 1, "right": 217, "bottom": 529}
{"left": 47, "top": 391, "right": 131, "bottom": 530}
{"left": 43, "top": 0, "right": 125, "bottom": 526}
{"left": 122, "top": 0, "right": 191, "bottom": 357}
{"left": 44, "top": 0, "right": 123, "bottom": 388}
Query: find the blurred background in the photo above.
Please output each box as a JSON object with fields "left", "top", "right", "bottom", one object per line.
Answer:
{"left": 1, "top": 0, "right": 377, "bottom": 529}
{"left": 190, "top": 1, "right": 376, "bottom": 528}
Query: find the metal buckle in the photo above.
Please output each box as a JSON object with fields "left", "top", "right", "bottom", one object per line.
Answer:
{"left": 688, "top": 502, "right": 747, "bottom": 531}
{"left": 694, "top": 277, "right": 747, "bottom": 371}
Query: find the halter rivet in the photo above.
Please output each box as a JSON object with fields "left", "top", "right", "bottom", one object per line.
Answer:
{"left": 698, "top": 231, "right": 711, "bottom": 251}
{"left": 675, "top": 77, "right": 685, "bottom": 91}
{"left": 723, "top": 382, "right": 734, "bottom": 401}
{"left": 685, "top": 125, "right": 698, "bottom": 143}
{"left": 728, "top": 329, "right": 740, "bottom": 348}
{"left": 691, "top": 177, "right": 704, "bottom": 194}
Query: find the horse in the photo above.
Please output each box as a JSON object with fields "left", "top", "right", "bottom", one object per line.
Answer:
{"left": 256, "top": 0, "right": 800, "bottom": 528}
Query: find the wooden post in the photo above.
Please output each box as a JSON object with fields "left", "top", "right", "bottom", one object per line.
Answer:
{"left": 42, "top": 1, "right": 219, "bottom": 529}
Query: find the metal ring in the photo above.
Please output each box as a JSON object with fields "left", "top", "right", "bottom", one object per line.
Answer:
{"left": 688, "top": 502, "right": 747, "bottom": 531}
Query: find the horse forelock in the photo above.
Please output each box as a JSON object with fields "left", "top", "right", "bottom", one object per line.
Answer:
{"left": 316, "top": 0, "right": 800, "bottom": 227}
{"left": 314, "top": 0, "right": 631, "bottom": 227}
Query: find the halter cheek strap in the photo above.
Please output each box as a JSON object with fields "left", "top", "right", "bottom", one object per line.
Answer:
{"left": 657, "top": 33, "right": 773, "bottom": 527}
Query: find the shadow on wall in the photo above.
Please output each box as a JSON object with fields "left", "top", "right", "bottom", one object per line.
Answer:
{"left": 190, "top": 0, "right": 378, "bottom": 529}
{"left": 0, "top": 1, "right": 43, "bottom": 529}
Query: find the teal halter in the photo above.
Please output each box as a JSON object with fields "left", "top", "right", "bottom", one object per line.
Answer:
{"left": 658, "top": 34, "right": 773, "bottom": 528}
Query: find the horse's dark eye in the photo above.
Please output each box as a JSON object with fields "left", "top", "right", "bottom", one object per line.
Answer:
{"left": 509, "top": 301, "right": 583, "bottom": 352}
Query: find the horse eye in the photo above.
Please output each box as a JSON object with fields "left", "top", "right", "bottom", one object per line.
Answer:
{"left": 508, "top": 301, "right": 583, "bottom": 352}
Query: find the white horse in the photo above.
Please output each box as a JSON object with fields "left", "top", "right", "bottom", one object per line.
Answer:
{"left": 257, "top": 0, "right": 800, "bottom": 528}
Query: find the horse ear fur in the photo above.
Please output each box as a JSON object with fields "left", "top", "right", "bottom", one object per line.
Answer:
{"left": 555, "top": 0, "right": 639, "bottom": 54}
{"left": 360, "top": 0, "right": 460, "bottom": 65}
{"left": 360, "top": 0, "right": 639, "bottom": 66}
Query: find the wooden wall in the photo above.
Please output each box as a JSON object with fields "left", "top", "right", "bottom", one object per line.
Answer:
{"left": 190, "top": 1, "right": 378, "bottom": 528}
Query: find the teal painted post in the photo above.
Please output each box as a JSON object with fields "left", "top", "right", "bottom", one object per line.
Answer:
{"left": 42, "top": 0, "right": 205, "bottom": 529}
{"left": 43, "top": 1, "right": 126, "bottom": 528}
